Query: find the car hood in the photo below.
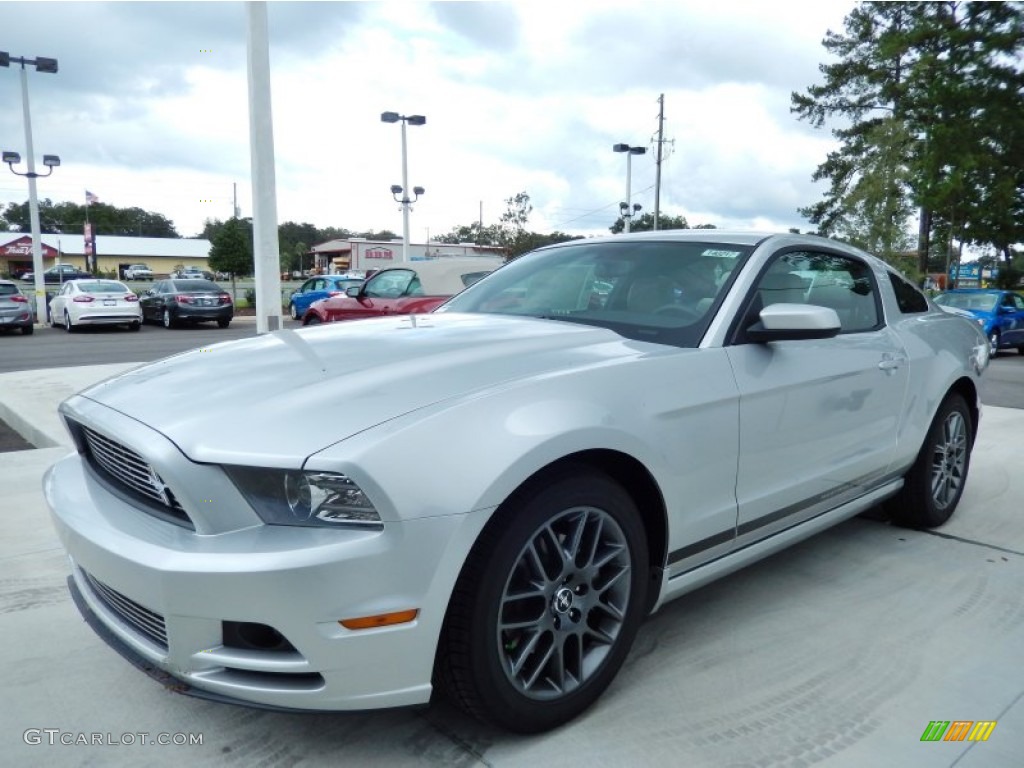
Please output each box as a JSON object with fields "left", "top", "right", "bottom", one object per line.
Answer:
{"left": 78, "top": 313, "right": 644, "bottom": 466}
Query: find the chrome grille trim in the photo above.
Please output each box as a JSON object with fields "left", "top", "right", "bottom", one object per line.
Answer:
{"left": 78, "top": 424, "right": 192, "bottom": 527}
{"left": 81, "top": 569, "right": 168, "bottom": 650}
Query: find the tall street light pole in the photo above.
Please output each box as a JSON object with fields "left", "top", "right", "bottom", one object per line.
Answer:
{"left": 1, "top": 51, "right": 59, "bottom": 327}
{"left": 381, "top": 112, "right": 426, "bottom": 263}
{"left": 613, "top": 143, "right": 646, "bottom": 233}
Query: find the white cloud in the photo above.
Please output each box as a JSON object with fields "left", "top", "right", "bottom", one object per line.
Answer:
{"left": 0, "top": 0, "right": 853, "bottom": 239}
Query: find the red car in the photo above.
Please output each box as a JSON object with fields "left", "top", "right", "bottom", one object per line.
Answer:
{"left": 302, "top": 258, "right": 500, "bottom": 324}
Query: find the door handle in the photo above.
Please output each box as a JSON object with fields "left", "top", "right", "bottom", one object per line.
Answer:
{"left": 878, "top": 353, "right": 906, "bottom": 372}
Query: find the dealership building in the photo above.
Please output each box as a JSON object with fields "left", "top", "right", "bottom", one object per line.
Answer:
{"left": 0, "top": 233, "right": 213, "bottom": 279}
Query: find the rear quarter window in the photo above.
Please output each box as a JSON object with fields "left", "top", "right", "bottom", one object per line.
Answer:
{"left": 888, "top": 273, "right": 929, "bottom": 314}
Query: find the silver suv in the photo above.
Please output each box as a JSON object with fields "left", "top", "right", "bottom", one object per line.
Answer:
{"left": 0, "top": 279, "right": 34, "bottom": 334}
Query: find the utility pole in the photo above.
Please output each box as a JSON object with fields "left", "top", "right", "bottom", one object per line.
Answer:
{"left": 653, "top": 94, "right": 665, "bottom": 231}
{"left": 233, "top": 182, "right": 241, "bottom": 218}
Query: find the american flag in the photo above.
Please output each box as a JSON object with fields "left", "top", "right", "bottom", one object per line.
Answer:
{"left": 85, "top": 190, "right": 99, "bottom": 205}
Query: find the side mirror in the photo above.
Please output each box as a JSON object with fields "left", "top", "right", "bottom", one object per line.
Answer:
{"left": 745, "top": 303, "right": 841, "bottom": 343}
{"left": 346, "top": 286, "right": 361, "bottom": 298}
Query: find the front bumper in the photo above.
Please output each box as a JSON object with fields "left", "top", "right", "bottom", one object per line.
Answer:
{"left": 45, "top": 447, "right": 483, "bottom": 712}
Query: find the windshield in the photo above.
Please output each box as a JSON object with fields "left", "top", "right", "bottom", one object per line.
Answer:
{"left": 437, "top": 239, "right": 751, "bottom": 346}
{"left": 935, "top": 291, "right": 999, "bottom": 311}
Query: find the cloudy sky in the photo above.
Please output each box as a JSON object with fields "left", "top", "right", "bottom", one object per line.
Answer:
{"left": 0, "top": 0, "right": 856, "bottom": 242}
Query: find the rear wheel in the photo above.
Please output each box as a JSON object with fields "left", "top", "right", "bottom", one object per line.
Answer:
{"left": 217, "top": 318, "right": 230, "bottom": 328}
{"left": 437, "top": 467, "right": 649, "bottom": 733}
{"left": 21, "top": 324, "right": 33, "bottom": 335}
{"left": 128, "top": 321, "right": 141, "bottom": 332}
{"left": 64, "top": 311, "right": 76, "bottom": 333}
{"left": 888, "top": 393, "right": 972, "bottom": 529}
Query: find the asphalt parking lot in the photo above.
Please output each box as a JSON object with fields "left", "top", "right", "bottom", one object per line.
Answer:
{"left": 1, "top": 356, "right": 1022, "bottom": 767}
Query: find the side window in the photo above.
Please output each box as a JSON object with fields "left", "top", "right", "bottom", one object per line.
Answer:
{"left": 300, "top": 279, "right": 315, "bottom": 293}
{"left": 887, "top": 272, "right": 929, "bottom": 314}
{"left": 1013, "top": 294, "right": 1024, "bottom": 311}
{"left": 750, "top": 251, "right": 880, "bottom": 333}
{"left": 365, "top": 270, "right": 414, "bottom": 298}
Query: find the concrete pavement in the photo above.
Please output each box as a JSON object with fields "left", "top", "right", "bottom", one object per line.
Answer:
{"left": 2, "top": 363, "right": 1022, "bottom": 767}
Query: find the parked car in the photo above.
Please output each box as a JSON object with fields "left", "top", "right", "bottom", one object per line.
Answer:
{"left": 934, "top": 288, "right": 1024, "bottom": 355}
{"left": 287, "top": 274, "right": 364, "bottom": 320}
{"left": 139, "top": 278, "right": 233, "bottom": 328}
{"left": 170, "top": 266, "right": 214, "bottom": 281}
{"left": 302, "top": 258, "right": 499, "bottom": 324}
{"left": 21, "top": 264, "right": 93, "bottom": 283}
{"left": 123, "top": 264, "right": 154, "bottom": 280}
{"left": 47, "top": 279, "right": 141, "bottom": 332}
{"left": 46, "top": 231, "right": 988, "bottom": 734}
{"left": 0, "top": 279, "right": 33, "bottom": 335}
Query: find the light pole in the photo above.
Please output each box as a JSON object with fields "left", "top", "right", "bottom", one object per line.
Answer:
{"left": 381, "top": 111, "right": 426, "bottom": 262}
{"left": 2, "top": 51, "right": 59, "bottom": 327}
{"left": 613, "top": 143, "right": 646, "bottom": 233}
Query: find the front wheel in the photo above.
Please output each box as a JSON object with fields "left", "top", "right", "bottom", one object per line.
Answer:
{"left": 989, "top": 330, "right": 1000, "bottom": 357}
{"left": 289, "top": 303, "right": 299, "bottom": 320}
{"left": 303, "top": 314, "right": 321, "bottom": 325}
{"left": 437, "top": 467, "right": 649, "bottom": 733}
{"left": 888, "top": 393, "right": 973, "bottom": 529}
{"left": 163, "top": 308, "right": 175, "bottom": 329}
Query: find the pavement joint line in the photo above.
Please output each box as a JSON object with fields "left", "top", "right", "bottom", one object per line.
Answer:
{"left": 949, "top": 687, "right": 1024, "bottom": 767}
{"left": 920, "top": 529, "right": 1024, "bottom": 558}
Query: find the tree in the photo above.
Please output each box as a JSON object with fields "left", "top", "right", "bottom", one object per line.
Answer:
{"left": 793, "top": 1, "right": 1024, "bottom": 274}
{"left": 1, "top": 199, "right": 179, "bottom": 237}
{"left": 609, "top": 212, "right": 690, "bottom": 234}
{"left": 207, "top": 218, "right": 253, "bottom": 278}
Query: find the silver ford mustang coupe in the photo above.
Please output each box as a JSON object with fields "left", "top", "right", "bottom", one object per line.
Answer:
{"left": 45, "top": 231, "right": 989, "bottom": 733}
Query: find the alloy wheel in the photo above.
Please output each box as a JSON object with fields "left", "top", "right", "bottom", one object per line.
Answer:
{"left": 497, "top": 506, "right": 632, "bottom": 700}
{"left": 930, "top": 410, "right": 967, "bottom": 510}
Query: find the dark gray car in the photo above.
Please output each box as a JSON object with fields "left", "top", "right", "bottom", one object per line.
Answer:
{"left": 0, "top": 280, "right": 34, "bottom": 335}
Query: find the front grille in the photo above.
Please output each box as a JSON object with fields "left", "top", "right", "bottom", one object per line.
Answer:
{"left": 81, "top": 569, "right": 168, "bottom": 650}
{"left": 78, "top": 425, "right": 192, "bottom": 528}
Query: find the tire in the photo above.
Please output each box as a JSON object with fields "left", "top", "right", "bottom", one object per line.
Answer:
{"left": 64, "top": 311, "right": 76, "bottom": 333}
{"left": 21, "top": 324, "right": 33, "bottom": 335}
{"left": 128, "top": 321, "right": 141, "bottom": 332}
{"left": 888, "top": 393, "right": 973, "bottom": 529}
{"left": 217, "top": 318, "right": 230, "bottom": 328}
{"left": 304, "top": 314, "right": 321, "bottom": 326}
{"left": 436, "top": 467, "right": 649, "bottom": 733}
{"left": 1017, "top": 346, "right": 1024, "bottom": 356}
{"left": 989, "top": 330, "right": 1000, "bottom": 357}
{"left": 289, "top": 303, "right": 299, "bottom": 320}
{"left": 162, "top": 308, "right": 175, "bottom": 329}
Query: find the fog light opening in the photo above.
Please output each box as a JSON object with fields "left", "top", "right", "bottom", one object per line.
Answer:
{"left": 222, "top": 621, "right": 296, "bottom": 652}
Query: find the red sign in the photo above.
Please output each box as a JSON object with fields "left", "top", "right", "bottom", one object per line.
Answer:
{"left": 365, "top": 247, "right": 394, "bottom": 260}
{"left": 1, "top": 235, "right": 58, "bottom": 259}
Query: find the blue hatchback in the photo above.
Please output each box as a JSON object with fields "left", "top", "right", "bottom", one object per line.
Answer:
{"left": 934, "top": 288, "right": 1024, "bottom": 355}
{"left": 288, "top": 275, "right": 364, "bottom": 320}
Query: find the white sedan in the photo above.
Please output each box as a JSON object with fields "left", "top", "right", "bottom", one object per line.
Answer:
{"left": 45, "top": 232, "right": 988, "bottom": 733}
{"left": 48, "top": 279, "right": 142, "bottom": 332}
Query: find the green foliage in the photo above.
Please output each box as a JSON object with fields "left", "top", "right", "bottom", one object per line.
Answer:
{"left": 1, "top": 199, "right": 179, "bottom": 237}
{"left": 208, "top": 218, "right": 253, "bottom": 278}
{"left": 609, "top": 212, "right": 691, "bottom": 234}
{"left": 793, "top": 1, "right": 1024, "bottom": 268}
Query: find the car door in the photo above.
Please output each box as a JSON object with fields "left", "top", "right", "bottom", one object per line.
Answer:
{"left": 725, "top": 248, "right": 910, "bottom": 546}
{"left": 997, "top": 292, "right": 1024, "bottom": 347}
{"left": 50, "top": 281, "right": 73, "bottom": 323}
{"left": 140, "top": 280, "right": 165, "bottom": 320}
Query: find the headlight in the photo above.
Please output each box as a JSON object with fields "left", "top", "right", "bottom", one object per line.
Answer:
{"left": 225, "top": 467, "right": 382, "bottom": 528}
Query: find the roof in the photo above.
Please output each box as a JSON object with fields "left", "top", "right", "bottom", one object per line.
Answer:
{"left": 0, "top": 233, "right": 211, "bottom": 258}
